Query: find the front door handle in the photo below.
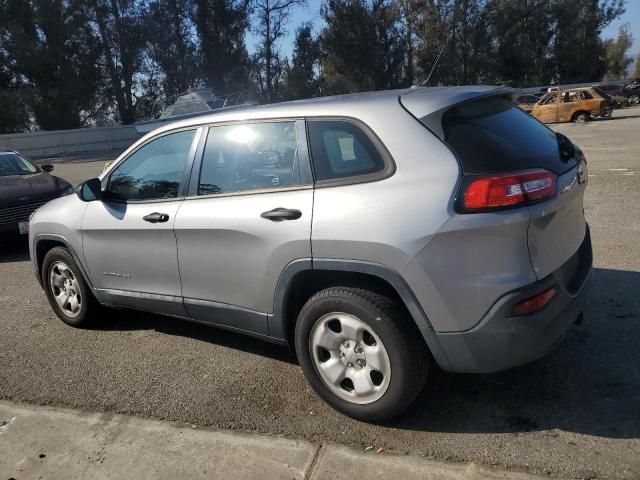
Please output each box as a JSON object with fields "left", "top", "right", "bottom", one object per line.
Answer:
{"left": 143, "top": 212, "right": 170, "bottom": 223}
{"left": 260, "top": 208, "right": 302, "bottom": 222}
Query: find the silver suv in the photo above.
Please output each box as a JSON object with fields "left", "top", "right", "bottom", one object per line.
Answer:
{"left": 29, "top": 87, "right": 592, "bottom": 421}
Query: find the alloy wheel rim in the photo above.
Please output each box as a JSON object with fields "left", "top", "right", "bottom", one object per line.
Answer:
{"left": 49, "top": 261, "right": 82, "bottom": 318}
{"left": 309, "top": 312, "right": 391, "bottom": 404}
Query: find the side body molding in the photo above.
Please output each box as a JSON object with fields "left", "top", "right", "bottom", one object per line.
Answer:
{"left": 268, "top": 258, "right": 451, "bottom": 370}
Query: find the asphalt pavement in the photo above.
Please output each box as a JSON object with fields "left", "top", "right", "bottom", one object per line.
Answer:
{"left": 1, "top": 108, "right": 639, "bottom": 479}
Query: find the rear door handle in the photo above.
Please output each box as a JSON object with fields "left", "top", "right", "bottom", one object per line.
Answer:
{"left": 260, "top": 208, "right": 302, "bottom": 221}
{"left": 143, "top": 212, "right": 170, "bottom": 223}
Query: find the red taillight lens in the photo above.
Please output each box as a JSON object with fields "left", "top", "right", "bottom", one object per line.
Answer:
{"left": 463, "top": 170, "right": 556, "bottom": 211}
{"left": 512, "top": 288, "right": 556, "bottom": 316}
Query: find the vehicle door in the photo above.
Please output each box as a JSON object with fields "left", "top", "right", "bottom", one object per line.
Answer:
{"left": 82, "top": 127, "right": 202, "bottom": 316}
{"left": 533, "top": 93, "right": 559, "bottom": 123}
{"left": 580, "top": 89, "right": 604, "bottom": 116}
{"left": 174, "top": 120, "right": 313, "bottom": 336}
{"left": 557, "top": 90, "right": 581, "bottom": 122}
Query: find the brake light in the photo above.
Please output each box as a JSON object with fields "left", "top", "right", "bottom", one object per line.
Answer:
{"left": 512, "top": 288, "right": 556, "bottom": 316}
{"left": 462, "top": 170, "right": 556, "bottom": 211}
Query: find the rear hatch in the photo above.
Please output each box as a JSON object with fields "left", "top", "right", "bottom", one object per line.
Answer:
{"left": 401, "top": 91, "right": 587, "bottom": 280}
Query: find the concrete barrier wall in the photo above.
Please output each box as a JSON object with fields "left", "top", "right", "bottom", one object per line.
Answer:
{"left": 0, "top": 125, "right": 140, "bottom": 159}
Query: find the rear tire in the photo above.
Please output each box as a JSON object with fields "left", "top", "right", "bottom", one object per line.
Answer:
{"left": 294, "top": 287, "right": 429, "bottom": 421}
{"left": 629, "top": 94, "right": 639, "bottom": 105}
{"left": 42, "top": 247, "right": 99, "bottom": 327}
{"left": 573, "top": 111, "right": 590, "bottom": 123}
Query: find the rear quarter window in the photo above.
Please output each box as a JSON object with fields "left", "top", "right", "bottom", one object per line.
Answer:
{"left": 441, "top": 97, "right": 577, "bottom": 175}
{"left": 307, "top": 120, "right": 390, "bottom": 183}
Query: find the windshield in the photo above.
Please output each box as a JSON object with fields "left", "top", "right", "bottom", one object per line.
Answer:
{"left": 0, "top": 152, "right": 39, "bottom": 177}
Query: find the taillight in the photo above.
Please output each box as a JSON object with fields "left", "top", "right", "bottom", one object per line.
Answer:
{"left": 512, "top": 288, "right": 556, "bottom": 316}
{"left": 461, "top": 169, "right": 556, "bottom": 212}
{"left": 577, "top": 149, "right": 587, "bottom": 165}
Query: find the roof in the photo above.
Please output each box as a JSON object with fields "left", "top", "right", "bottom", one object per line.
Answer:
{"left": 143, "top": 86, "right": 511, "bottom": 139}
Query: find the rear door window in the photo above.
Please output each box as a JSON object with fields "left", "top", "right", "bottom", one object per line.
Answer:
{"left": 198, "top": 121, "right": 298, "bottom": 195}
{"left": 307, "top": 120, "right": 388, "bottom": 182}
{"left": 441, "top": 96, "right": 578, "bottom": 175}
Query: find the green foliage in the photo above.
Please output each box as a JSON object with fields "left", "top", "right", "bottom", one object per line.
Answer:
{"left": 0, "top": 0, "right": 104, "bottom": 130}
{"left": 320, "top": 0, "right": 404, "bottom": 95}
{"left": 0, "top": 0, "right": 630, "bottom": 133}
{"left": 145, "top": 0, "right": 199, "bottom": 103}
{"left": 604, "top": 25, "right": 634, "bottom": 79}
{"left": 284, "top": 23, "right": 321, "bottom": 99}
{"left": 192, "top": 0, "right": 252, "bottom": 94}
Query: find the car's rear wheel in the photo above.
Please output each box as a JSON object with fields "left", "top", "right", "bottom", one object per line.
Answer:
{"left": 295, "top": 287, "right": 429, "bottom": 421}
{"left": 42, "top": 246, "right": 99, "bottom": 327}
{"left": 629, "top": 94, "right": 639, "bottom": 105}
{"left": 573, "top": 111, "right": 590, "bottom": 123}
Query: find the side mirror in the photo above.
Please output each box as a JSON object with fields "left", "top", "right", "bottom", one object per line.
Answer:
{"left": 77, "top": 178, "right": 102, "bottom": 202}
{"left": 41, "top": 164, "right": 54, "bottom": 173}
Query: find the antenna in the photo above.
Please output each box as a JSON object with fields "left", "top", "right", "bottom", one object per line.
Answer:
{"left": 425, "top": 42, "right": 447, "bottom": 86}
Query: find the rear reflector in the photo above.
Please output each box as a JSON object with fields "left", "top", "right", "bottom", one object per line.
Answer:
{"left": 512, "top": 288, "right": 556, "bottom": 316}
{"left": 463, "top": 169, "right": 556, "bottom": 211}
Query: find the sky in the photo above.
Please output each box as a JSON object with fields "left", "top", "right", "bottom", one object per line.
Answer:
{"left": 248, "top": 0, "right": 640, "bottom": 65}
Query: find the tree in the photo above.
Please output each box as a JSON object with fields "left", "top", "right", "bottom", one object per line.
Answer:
{"left": 0, "top": 0, "right": 104, "bottom": 130}
{"left": 487, "top": 0, "right": 555, "bottom": 86}
{"left": 192, "top": 0, "right": 252, "bottom": 94}
{"left": 91, "top": 0, "right": 149, "bottom": 124}
{"left": 551, "top": 0, "right": 624, "bottom": 83}
{"left": 604, "top": 25, "right": 633, "bottom": 79}
{"left": 145, "top": 0, "right": 199, "bottom": 103}
{"left": 635, "top": 52, "right": 640, "bottom": 78}
{"left": 284, "top": 23, "right": 321, "bottom": 99}
{"left": 320, "top": 0, "right": 405, "bottom": 95}
{"left": 252, "top": 0, "right": 306, "bottom": 102}
{"left": 414, "top": 0, "right": 489, "bottom": 86}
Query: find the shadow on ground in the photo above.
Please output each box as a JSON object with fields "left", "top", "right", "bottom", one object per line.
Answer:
{"left": 0, "top": 236, "right": 30, "bottom": 263}
{"left": 3, "top": 236, "right": 637, "bottom": 439}
{"left": 392, "top": 267, "right": 640, "bottom": 439}
{"left": 94, "top": 267, "right": 640, "bottom": 439}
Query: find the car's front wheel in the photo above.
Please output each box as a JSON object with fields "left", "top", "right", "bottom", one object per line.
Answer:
{"left": 42, "top": 246, "right": 99, "bottom": 327}
{"left": 295, "top": 287, "right": 429, "bottom": 421}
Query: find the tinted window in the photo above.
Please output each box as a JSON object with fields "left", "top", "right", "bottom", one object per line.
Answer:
{"left": 108, "top": 129, "right": 196, "bottom": 201}
{"left": 308, "top": 121, "right": 386, "bottom": 181}
{"left": 441, "top": 97, "right": 577, "bottom": 175}
{"left": 198, "top": 122, "right": 297, "bottom": 195}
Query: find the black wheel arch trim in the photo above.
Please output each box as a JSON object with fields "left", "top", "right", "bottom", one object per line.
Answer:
{"left": 268, "top": 257, "right": 452, "bottom": 369}
{"left": 32, "top": 233, "right": 95, "bottom": 292}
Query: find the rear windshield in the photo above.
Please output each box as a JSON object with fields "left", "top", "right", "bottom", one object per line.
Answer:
{"left": 441, "top": 97, "right": 577, "bottom": 175}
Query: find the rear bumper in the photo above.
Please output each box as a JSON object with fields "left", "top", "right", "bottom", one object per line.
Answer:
{"left": 434, "top": 226, "right": 592, "bottom": 373}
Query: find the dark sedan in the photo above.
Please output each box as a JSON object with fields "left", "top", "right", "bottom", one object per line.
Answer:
{"left": 0, "top": 149, "right": 73, "bottom": 235}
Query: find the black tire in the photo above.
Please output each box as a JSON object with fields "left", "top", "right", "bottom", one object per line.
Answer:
{"left": 42, "top": 246, "right": 99, "bottom": 327}
{"left": 629, "top": 94, "right": 639, "bottom": 105}
{"left": 294, "top": 287, "right": 429, "bottom": 422}
{"left": 572, "top": 111, "right": 590, "bottom": 123}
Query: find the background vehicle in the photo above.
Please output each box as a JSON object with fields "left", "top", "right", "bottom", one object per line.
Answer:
{"left": 622, "top": 79, "right": 640, "bottom": 105}
{"left": 515, "top": 94, "right": 542, "bottom": 113}
{"left": 531, "top": 87, "right": 609, "bottom": 123}
{"left": 0, "top": 149, "right": 72, "bottom": 236}
{"left": 29, "top": 87, "right": 592, "bottom": 421}
{"left": 592, "top": 85, "right": 629, "bottom": 109}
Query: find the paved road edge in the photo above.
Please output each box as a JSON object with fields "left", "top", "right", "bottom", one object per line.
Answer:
{"left": 0, "top": 400, "right": 546, "bottom": 479}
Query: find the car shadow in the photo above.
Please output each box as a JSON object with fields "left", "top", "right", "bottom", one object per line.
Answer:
{"left": 0, "top": 237, "right": 30, "bottom": 263}
{"left": 389, "top": 267, "right": 640, "bottom": 439}
{"left": 94, "top": 307, "right": 298, "bottom": 365}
